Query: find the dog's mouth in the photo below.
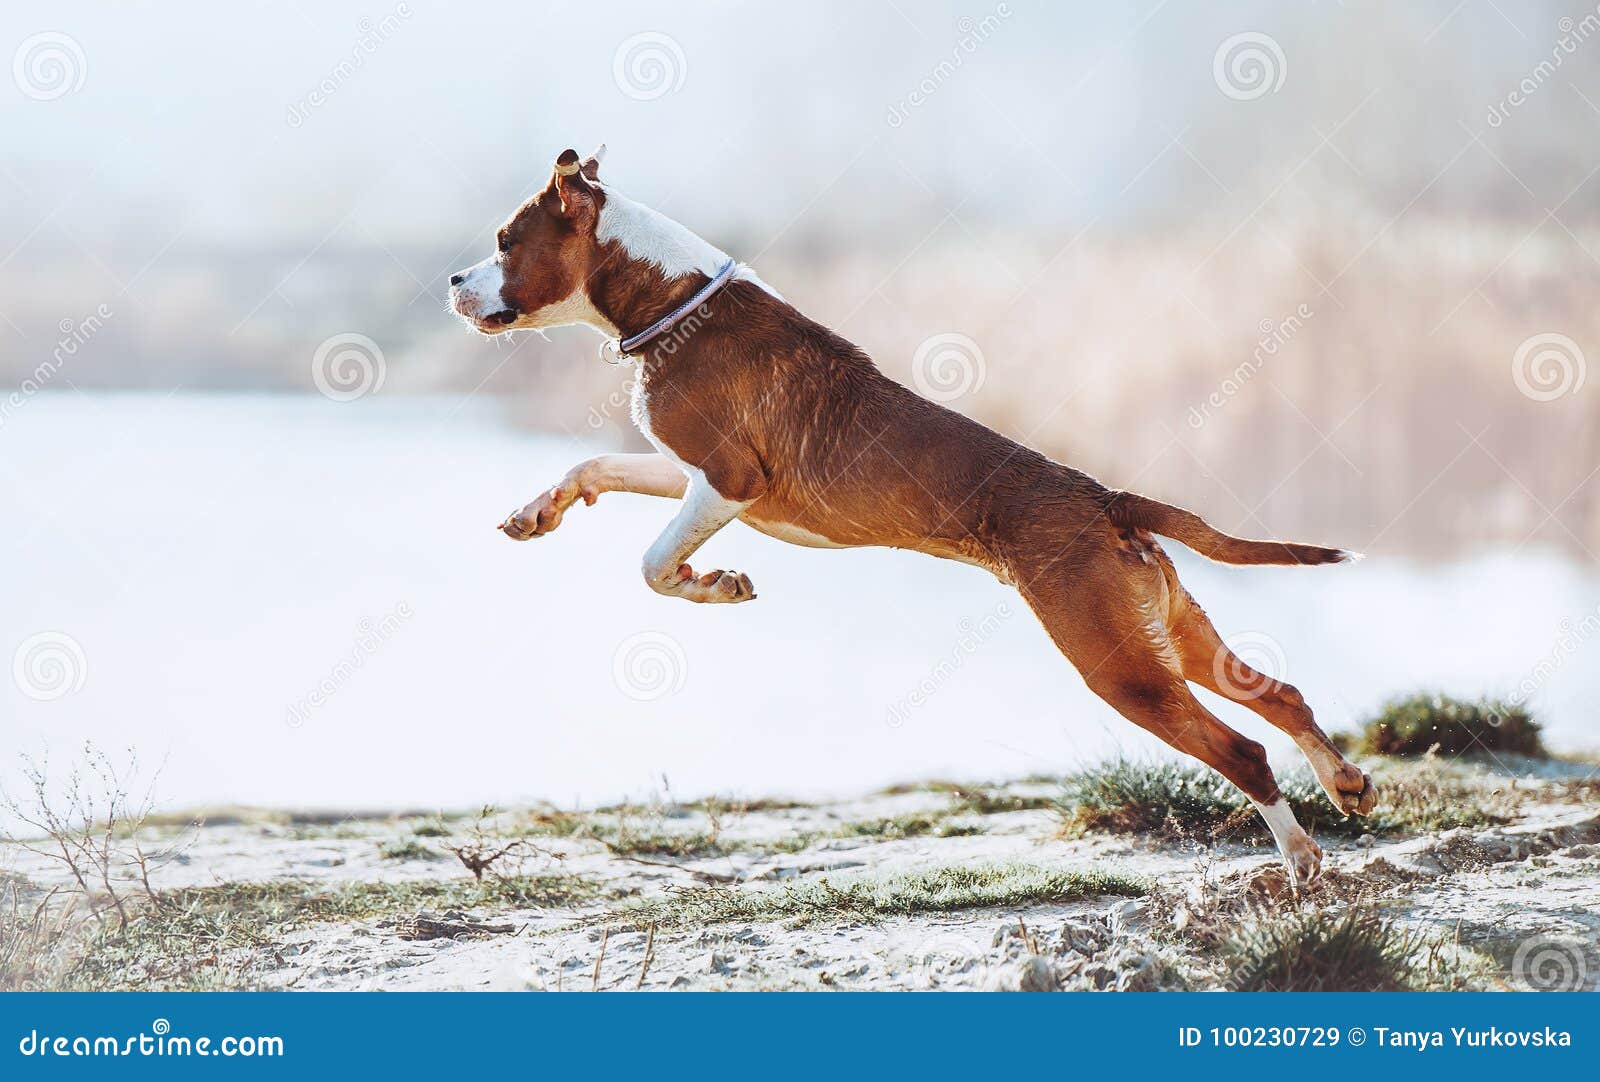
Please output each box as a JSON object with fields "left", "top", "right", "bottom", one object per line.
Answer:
{"left": 475, "top": 309, "right": 519, "bottom": 333}
{"left": 455, "top": 306, "right": 520, "bottom": 335}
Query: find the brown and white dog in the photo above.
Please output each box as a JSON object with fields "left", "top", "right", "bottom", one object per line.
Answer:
{"left": 450, "top": 146, "right": 1377, "bottom": 886}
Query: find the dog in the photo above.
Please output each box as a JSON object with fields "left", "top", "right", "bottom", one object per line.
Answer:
{"left": 449, "top": 146, "right": 1377, "bottom": 886}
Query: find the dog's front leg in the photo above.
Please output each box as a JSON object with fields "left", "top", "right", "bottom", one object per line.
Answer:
{"left": 500, "top": 453, "right": 688, "bottom": 540}
{"left": 640, "top": 469, "right": 759, "bottom": 604}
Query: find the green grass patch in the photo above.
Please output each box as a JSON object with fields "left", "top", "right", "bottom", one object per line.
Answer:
{"left": 1058, "top": 757, "right": 1508, "bottom": 843}
{"left": 1218, "top": 907, "right": 1486, "bottom": 991}
{"left": 949, "top": 789, "right": 1056, "bottom": 815}
{"left": 836, "top": 813, "right": 982, "bottom": 840}
{"left": 1359, "top": 693, "right": 1545, "bottom": 758}
{"left": 599, "top": 861, "right": 1148, "bottom": 930}
{"left": 377, "top": 838, "right": 440, "bottom": 861}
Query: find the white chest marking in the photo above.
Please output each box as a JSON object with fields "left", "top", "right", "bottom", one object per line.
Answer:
{"left": 519, "top": 287, "right": 619, "bottom": 335}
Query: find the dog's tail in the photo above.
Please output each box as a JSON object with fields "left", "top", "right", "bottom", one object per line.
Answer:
{"left": 1104, "top": 491, "right": 1358, "bottom": 566}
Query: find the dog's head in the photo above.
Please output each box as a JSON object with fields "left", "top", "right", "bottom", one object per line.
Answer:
{"left": 448, "top": 147, "right": 608, "bottom": 335}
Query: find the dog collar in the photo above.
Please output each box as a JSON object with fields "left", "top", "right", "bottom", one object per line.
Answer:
{"left": 601, "top": 257, "right": 739, "bottom": 363}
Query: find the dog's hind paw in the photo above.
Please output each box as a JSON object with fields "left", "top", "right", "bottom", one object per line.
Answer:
{"left": 1287, "top": 836, "right": 1324, "bottom": 889}
{"left": 1327, "top": 762, "right": 1377, "bottom": 817}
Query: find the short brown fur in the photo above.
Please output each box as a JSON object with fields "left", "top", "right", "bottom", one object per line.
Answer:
{"left": 459, "top": 150, "right": 1376, "bottom": 886}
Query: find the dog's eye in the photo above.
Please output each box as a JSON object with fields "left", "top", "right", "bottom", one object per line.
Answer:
{"left": 498, "top": 233, "right": 514, "bottom": 255}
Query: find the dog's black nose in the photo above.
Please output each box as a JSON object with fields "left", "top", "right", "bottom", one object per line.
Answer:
{"left": 449, "top": 273, "right": 465, "bottom": 287}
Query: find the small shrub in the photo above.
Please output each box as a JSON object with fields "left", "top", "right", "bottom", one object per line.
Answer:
{"left": 444, "top": 806, "right": 548, "bottom": 880}
{"left": 1359, "top": 693, "right": 1544, "bottom": 758}
{"left": 1222, "top": 907, "right": 1422, "bottom": 991}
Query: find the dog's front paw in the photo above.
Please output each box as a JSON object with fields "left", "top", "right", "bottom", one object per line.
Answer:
{"left": 498, "top": 481, "right": 595, "bottom": 541}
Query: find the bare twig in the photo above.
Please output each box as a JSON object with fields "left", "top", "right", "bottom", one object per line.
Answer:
{"left": 592, "top": 928, "right": 609, "bottom": 991}
{"left": 635, "top": 922, "right": 657, "bottom": 990}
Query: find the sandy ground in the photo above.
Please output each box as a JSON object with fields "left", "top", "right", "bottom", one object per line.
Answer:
{"left": 5, "top": 760, "right": 1598, "bottom": 992}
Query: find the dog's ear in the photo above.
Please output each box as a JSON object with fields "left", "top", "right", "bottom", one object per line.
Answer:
{"left": 548, "top": 149, "right": 597, "bottom": 223}
{"left": 580, "top": 144, "right": 605, "bottom": 181}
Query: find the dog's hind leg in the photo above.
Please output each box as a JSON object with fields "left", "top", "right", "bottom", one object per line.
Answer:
{"left": 1148, "top": 547, "right": 1377, "bottom": 817}
{"left": 1012, "top": 539, "right": 1323, "bottom": 885}
{"left": 1090, "top": 672, "right": 1322, "bottom": 884}
{"left": 500, "top": 453, "right": 688, "bottom": 539}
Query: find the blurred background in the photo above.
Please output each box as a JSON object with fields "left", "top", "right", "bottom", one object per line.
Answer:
{"left": 2, "top": 0, "right": 1597, "bottom": 812}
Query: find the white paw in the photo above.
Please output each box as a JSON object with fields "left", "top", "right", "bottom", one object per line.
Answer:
{"left": 657, "top": 565, "right": 756, "bottom": 604}
{"left": 1285, "top": 836, "right": 1324, "bottom": 889}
